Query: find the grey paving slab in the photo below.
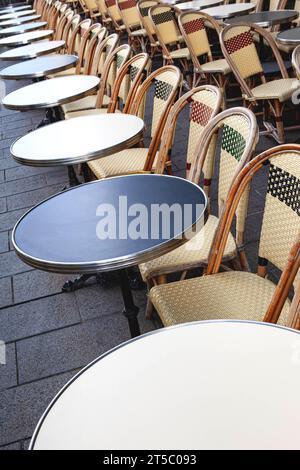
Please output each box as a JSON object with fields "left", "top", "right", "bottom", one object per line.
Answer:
{"left": 0, "top": 207, "right": 27, "bottom": 232}
{"left": 0, "top": 369, "right": 79, "bottom": 446}
{"left": 0, "top": 440, "right": 22, "bottom": 450}
{"left": 0, "top": 250, "right": 32, "bottom": 278}
{"left": 45, "top": 168, "right": 68, "bottom": 185}
{"left": 0, "top": 343, "right": 17, "bottom": 391}
{"left": 0, "top": 171, "right": 4, "bottom": 183}
{"left": 2, "top": 125, "right": 32, "bottom": 141}
{"left": 0, "top": 196, "right": 6, "bottom": 213}
{"left": 0, "top": 277, "right": 12, "bottom": 308}
{"left": 0, "top": 157, "right": 19, "bottom": 171}
{"left": 5, "top": 165, "right": 61, "bottom": 182}
{"left": 0, "top": 231, "right": 8, "bottom": 253}
{"left": 0, "top": 174, "right": 47, "bottom": 198}
{"left": 0, "top": 293, "right": 80, "bottom": 343}
{"left": 6, "top": 184, "right": 63, "bottom": 211}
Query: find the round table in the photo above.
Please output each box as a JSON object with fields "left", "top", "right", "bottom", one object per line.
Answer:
{"left": 0, "top": 20, "right": 47, "bottom": 36}
{"left": 225, "top": 10, "right": 299, "bottom": 27}
{"left": 277, "top": 26, "right": 300, "bottom": 46}
{"left": 0, "top": 29, "right": 53, "bottom": 46}
{"left": 0, "top": 54, "right": 77, "bottom": 79}
{"left": 0, "top": 40, "right": 65, "bottom": 60}
{"left": 0, "top": 5, "right": 32, "bottom": 13}
{"left": 29, "top": 320, "right": 300, "bottom": 450}
{"left": 177, "top": 0, "right": 223, "bottom": 11}
{"left": 12, "top": 174, "right": 206, "bottom": 338}
{"left": 0, "top": 8, "right": 36, "bottom": 20}
{"left": 202, "top": 3, "right": 256, "bottom": 20}
{"left": 0, "top": 13, "right": 41, "bottom": 26}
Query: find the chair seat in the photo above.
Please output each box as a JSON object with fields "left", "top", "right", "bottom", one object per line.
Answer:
{"left": 65, "top": 107, "right": 121, "bottom": 119}
{"left": 47, "top": 66, "right": 84, "bottom": 79}
{"left": 150, "top": 271, "right": 291, "bottom": 327}
{"left": 88, "top": 147, "right": 157, "bottom": 179}
{"left": 248, "top": 78, "right": 300, "bottom": 102}
{"left": 200, "top": 58, "right": 231, "bottom": 75}
{"left": 168, "top": 47, "right": 190, "bottom": 60}
{"left": 62, "top": 94, "right": 110, "bottom": 114}
{"left": 139, "top": 215, "right": 236, "bottom": 281}
{"left": 131, "top": 28, "right": 147, "bottom": 37}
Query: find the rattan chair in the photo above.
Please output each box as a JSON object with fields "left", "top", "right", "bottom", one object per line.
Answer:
{"left": 79, "top": 0, "right": 101, "bottom": 19}
{"left": 137, "top": 0, "right": 159, "bottom": 57}
{"left": 87, "top": 65, "right": 182, "bottom": 178}
{"left": 53, "top": 6, "right": 73, "bottom": 41}
{"left": 105, "top": 0, "right": 126, "bottom": 33}
{"left": 96, "top": 0, "right": 113, "bottom": 28}
{"left": 64, "top": 52, "right": 150, "bottom": 117}
{"left": 292, "top": 44, "right": 300, "bottom": 80}
{"left": 220, "top": 23, "right": 300, "bottom": 143}
{"left": 149, "top": 5, "right": 190, "bottom": 73}
{"left": 141, "top": 107, "right": 258, "bottom": 318}
{"left": 150, "top": 144, "right": 300, "bottom": 329}
{"left": 116, "top": 0, "right": 147, "bottom": 51}
{"left": 178, "top": 11, "right": 231, "bottom": 97}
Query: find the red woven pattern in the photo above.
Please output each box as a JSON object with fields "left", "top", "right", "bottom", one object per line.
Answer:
{"left": 191, "top": 100, "right": 212, "bottom": 126}
{"left": 183, "top": 18, "right": 205, "bottom": 35}
{"left": 106, "top": 0, "right": 116, "bottom": 7}
{"left": 224, "top": 30, "right": 253, "bottom": 55}
{"left": 119, "top": 0, "right": 136, "bottom": 9}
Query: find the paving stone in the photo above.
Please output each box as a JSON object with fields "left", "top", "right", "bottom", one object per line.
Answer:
{"left": 0, "top": 343, "right": 17, "bottom": 391}
{"left": 0, "top": 231, "right": 8, "bottom": 253}
{"left": 13, "top": 270, "right": 76, "bottom": 304}
{"left": 16, "top": 314, "right": 143, "bottom": 383}
{"left": 0, "top": 369, "right": 78, "bottom": 446}
{"left": 45, "top": 168, "right": 68, "bottom": 185}
{"left": 0, "top": 277, "right": 12, "bottom": 308}
{"left": 7, "top": 184, "right": 63, "bottom": 211}
{"left": 0, "top": 294, "right": 80, "bottom": 343}
{"left": 0, "top": 159, "right": 22, "bottom": 171}
{"left": 0, "top": 251, "right": 32, "bottom": 278}
{"left": 0, "top": 174, "right": 47, "bottom": 198}
{"left": 5, "top": 166, "right": 60, "bottom": 183}
{"left": 0, "top": 171, "right": 4, "bottom": 183}
{"left": 0, "top": 441, "right": 22, "bottom": 450}
{"left": 0, "top": 208, "right": 26, "bottom": 232}
{"left": 3, "top": 125, "right": 32, "bottom": 140}
{"left": 0, "top": 196, "right": 6, "bottom": 213}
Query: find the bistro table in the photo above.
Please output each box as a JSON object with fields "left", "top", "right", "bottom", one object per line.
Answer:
{"left": 0, "top": 14, "right": 41, "bottom": 26}
{"left": 0, "top": 8, "right": 36, "bottom": 19}
{"left": 225, "top": 10, "right": 299, "bottom": 27}
{"left": 277, "top": 26, "right": 300, "bottom": 46}
{"left": 12, "top": 173, "right": 206, "bottom": 338}
{"left": 202, "top": 3, "right": 256, "bottom": 20}
{"left": 0, "top": 20, "right": 47, "bottom": 36}
{"left": 0, "top": 29, "right": 53, "bottom": 46}
{"left": 29, "top": 320, "right": 300, "bottom": 449}
{"left": 0, "top": 54, "right": 78, "bottom": 79}
{"left": 176, "top": 0, "right": 223, "bottom": 11}
{"left": 0, "top": 39, "right": 65, "bottom": 60}
{"left": 0, "top": 5, "right": 32, "bottom": 13}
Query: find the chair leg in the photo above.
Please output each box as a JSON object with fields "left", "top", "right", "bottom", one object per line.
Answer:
{"left": 273, "top": 100, "right": 285, "bottom": 144}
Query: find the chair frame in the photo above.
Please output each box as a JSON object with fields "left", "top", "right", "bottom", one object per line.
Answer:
{"left": 137, "top": 0, "right": 159, "bottom": 57}
{"left": 292, "top": 44, "right": 300, "bottom": 80}
{"left": 116, "top": 0, "right": 146, "bottom": 51}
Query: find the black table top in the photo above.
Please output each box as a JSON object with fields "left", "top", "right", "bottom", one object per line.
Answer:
{"left": 13, "top": 175, "right": 207, "bottom": 273}
{"left": 0, "top": 54, "right": 77, "bottom": 79}
{"left": 277, "top": 26, "right": 300, "bottom": 44}
{"left": 0, "top": 20, "right": 46, "bottom": 36}
{"left": 225, "top": 10, "right": 299, "bottom": 27}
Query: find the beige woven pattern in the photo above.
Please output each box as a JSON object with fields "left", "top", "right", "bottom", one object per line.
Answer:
{"left": 223, "top": 25, "right": 263, "bottom": 79}
{"left": 65, "top": 107, "right": 121, "bottom": 119}
{"left": 201, "top": 59, "right": 230, "bottom": 74}
{"left": 139, "top": 214, "right": 236, "bottom": 281}
{"left": 259, "top": 153, "right": 300, "bottom": 285}
{"left": 107, "top": 47, "right": 130, "bottom": 90}
{"left": 139, "top": 0, "right": 158, "bottom": 36}
{"left": 151, "top": 6, "right": 180, "bottom": 45}
{"left": 186, "top": 89, "right": 220, "bottom": 165}
{"left": 118, "top": 0, "right": 141, "bottom": 28}
{"left": 106, "top": 1, "right": 122, "bottom": 22}
{"left": 131, "top": 28, "right": 147, "bottom": 36}
{"left": 169, "top": 48, "right": 190, "bottom": 59}
{"left": 93, "top": 35, "right": 119, "bottom": 77}
{"left": 249, "top": 78, "right": 300, "bottom": 102}
{"left": 47, "top": 66, "right": 84, "bottom": 79}
{"left": 181, "top": 12, "right": 211, "bottom": 57}
{"left": 151, "top": 69, "right": 179, "bottom": 138}
{"left": 150, "top": 271, "right": 291, "bottom": 327}
{"left": 293, "top": 45, "right": 300, "bottom": 79}
{"left": 62, "top": 95, "right": 97, "bottom": 113}
{"left": 88, "top": 147, "right": 158, "bottom": 178}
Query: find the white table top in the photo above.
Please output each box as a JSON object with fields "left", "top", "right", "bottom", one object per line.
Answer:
{"left": 0, "top": 14, "right": 41, "bottom": 26}
{"left": 30, "top": 320, "right": 300, "bottom": 450}
{"left": 0, "top": 29, "right": 53, "bottom": 46}
{"left": 0, "top": 40, "right": 65, "bottom": 60}
{"left": 202, "top": 2, "right": 256, "bottom": 19}
{"left": 177, "top": 0, "right": 223, "bottom": 11}
{"left": 3, "top": 74, "right": 100, "bottom": 109}
{"left": 0, "top": 20, "right": 47, "bottom": 36}
{"left": 0, "top": 5, "right": 32, "bottom": 14}
{"left": 11, "top": 113, "right": 145, "bottom": 166}
{"left": 0, "top": 8, "right": 35, "bottom": 19}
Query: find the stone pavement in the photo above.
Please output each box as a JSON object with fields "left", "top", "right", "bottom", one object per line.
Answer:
{"left": 0, "top": 58, "right": 298, "bottom": 450}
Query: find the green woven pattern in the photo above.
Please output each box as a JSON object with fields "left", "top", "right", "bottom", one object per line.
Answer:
{"left": 221, "top": 124, "right": 246, "bottom": 161}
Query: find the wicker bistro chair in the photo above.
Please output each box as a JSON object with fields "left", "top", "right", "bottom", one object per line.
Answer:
{"left": 149, "top": 5, "right": 190, "bottom": 72}
{"left": 150, "top": 144, "right": 300, "bottom": 329}
{"left": 220, "top": 23, "right": 300, "bottom": 144}
{"left": 79, "top": 0, "right": 102, "bottom": 19}
{"left": 137, "top": 0, "right": 159, "bottom": 57}
{"left": 105, "top": 0, "right": 126, "bottom": 33}
{"left": 62, "top": 40, "right": 129, "bottom": 115}
{"left": 64, "top": 52, "right": 150, "bottom": 118}
{"left": 53, "top": 7, "right": 74, "bottom": 41}
{"left": 116, "top": 0, "right": 147, "bottom": 51}
{"left": 141, "top": 107, "right": 258, "bottom": 318}
{"left": 87, "top": 65, "right": 182, "bottom": 178}
{"left": 96, "top": 0, "right": 113, "bottom": 29}
{"left": 292, "top": 44, "right": 300, "bottom": 80}
{"left": 178, "top": 11, "right": 231, "bottom": 98}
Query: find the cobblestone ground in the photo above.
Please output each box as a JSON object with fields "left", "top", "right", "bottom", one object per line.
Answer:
{"left": 0, "top": 56, "right": 298, "bottom": 449}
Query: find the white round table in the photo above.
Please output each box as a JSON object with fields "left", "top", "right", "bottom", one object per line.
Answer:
{"left": 0, "top": 20, "right": 47, "bottom": 36}
{"left": 0, "top": 40, "right": 65, "bottom": 60}
{"left": 0, "top": 29, "right": 53, "bottom": 46}
{"left": 202, "top": 3, "right": 256, "bottom": 19}
{"left": 0, "top": 8, "right": 35, "bottom": 20}
{"left": 0, "top": 5, "right": 32, "bottom": 14}
{"left": 177, "top": 0, "right": 223, "bottom": 11}
{"left": 29, "top": 320, "right": 300, "bottom": 450}
{"left": 0, "top": 13, "right": 41, "bottom": 26}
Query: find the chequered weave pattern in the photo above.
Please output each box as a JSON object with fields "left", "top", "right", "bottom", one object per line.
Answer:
{"left": 181, "top": 13, "right": 211, "bottom": 60}
{"left": 151, "top": 6, "right": 179, "bottom": 45}
{"left": 152, "top": 9, "right": 174, "bottom": 25}
{"left": 221, "top": 124, "right": 246, "bottom": 162}
{"left": 118, "top": 0, "right": 141, "bottom": 27}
